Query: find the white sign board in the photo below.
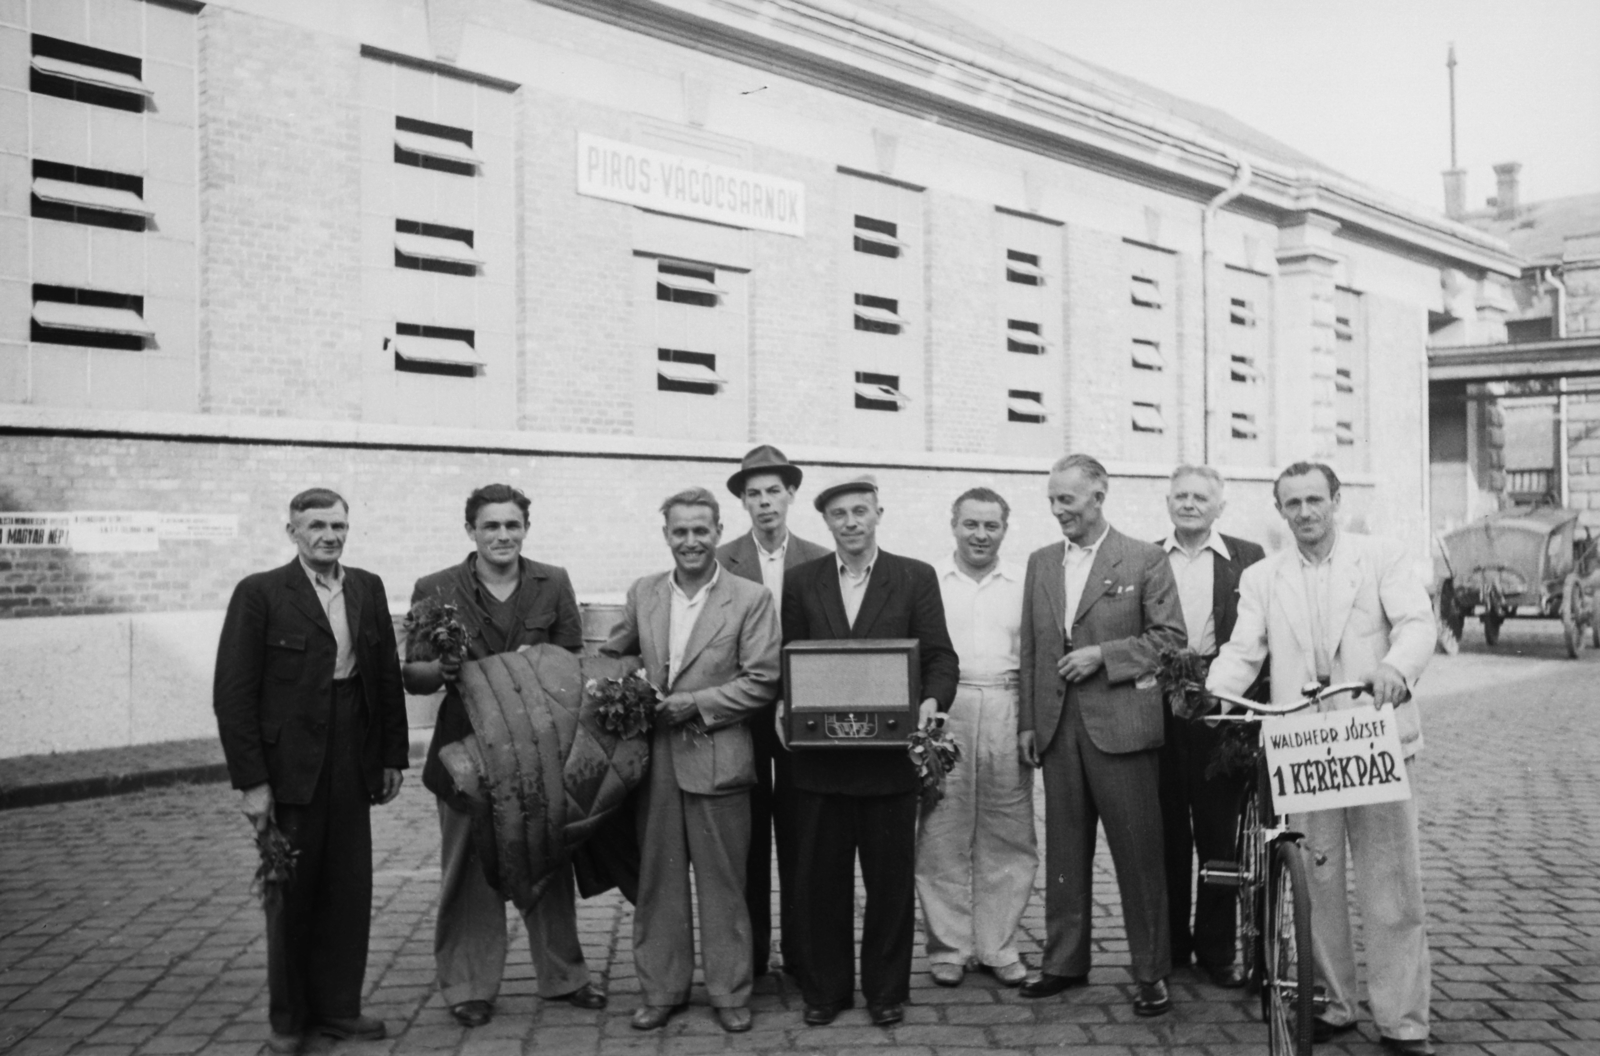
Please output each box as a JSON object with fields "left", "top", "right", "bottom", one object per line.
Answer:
{"left": 1260, "top": 703, "right": 1412, "bottom": 813}
{"left": 576, "top": 133, "right": 805, "bottom": 237}
{"left": 0, "top": 511, "right": 238, "bottom": 550}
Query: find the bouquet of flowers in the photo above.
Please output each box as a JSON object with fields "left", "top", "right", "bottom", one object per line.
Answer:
{"left": 1155, "top": 647, "right": 1260, "bottom": 781}
{"left": 587, "top": 668, "right": 660, "bottom": 740}
{"left": 1156, "top": 646, "right": 1212, "bottom": 722}
{"left": 908, "top": 720, "right": 962, "bottom": 808}
{"left": 252, "top": 820, "right": 299, "bottom": 908}
{"left": 404, "top": 597, "right": 469, "bottom": 664}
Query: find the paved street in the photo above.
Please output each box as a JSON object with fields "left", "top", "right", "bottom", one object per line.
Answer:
{"left": 2, "top": 623, "right": 1597, "bottom": 1056}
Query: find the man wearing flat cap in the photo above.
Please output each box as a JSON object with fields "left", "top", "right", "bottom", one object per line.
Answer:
{"left": 717, "top": 444, "right": 830, "bottom": 978}
{"left": 779, "top": 475, "right": 959, "bottom": 1028}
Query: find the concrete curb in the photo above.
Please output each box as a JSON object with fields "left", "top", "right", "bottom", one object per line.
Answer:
{"left": 0, "top": 763, "right": 233, "bottom": 811}
{"left": 0, "top": 730, "right": 434, "bottom": 812}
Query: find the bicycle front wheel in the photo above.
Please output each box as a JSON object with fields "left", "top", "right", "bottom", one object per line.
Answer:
{"left": 1233, "top": 777, "right": 1265, "bottom": 994}
{"left": 1266, "top": 841, "right": 1315, "bottom": 1056}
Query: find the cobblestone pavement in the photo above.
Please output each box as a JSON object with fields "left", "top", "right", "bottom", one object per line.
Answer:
{"left": 2, "top": 624, "right": 1597, "bottom": 1056}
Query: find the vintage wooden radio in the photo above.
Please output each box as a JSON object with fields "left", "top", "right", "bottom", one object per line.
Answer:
{"left": 782, "top": 639, "right": 921, "bottom": 748}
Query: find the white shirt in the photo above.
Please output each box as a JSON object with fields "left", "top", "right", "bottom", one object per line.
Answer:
{"left": 1161, "top": 531, "right": 1231, "bottom": 656}
{"left": 753, "top": 530, "right": 788, "bottom": 603}
{"left": 1297, "top": 531, "right": 1340, "bottom": 680}
{"left": 669, "top": 563, "right": 720, "bottom": 685}
{"left": 838, "top": 549, "right": 878, "bottom": 628}
{"left": 300, "top": 558, "right": 356, "bottom": 679}
{"left": 1061, "top": 524, "right": 1110, "bottom": 638}
{"left": 937, "top": 555, "right": 1023, "bottom": 683}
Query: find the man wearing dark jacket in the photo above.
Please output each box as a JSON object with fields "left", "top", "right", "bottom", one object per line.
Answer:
{"left": 214, "top": 488, "right": 408, "bottom": 1054}
{"left": 402, "top": 484, "right": 605, "bottom": 1029}
{"left": 715, "top": 444, "right": 829, "bottom": 977}
{"left": 1156, "top": 465, "right": 1266, "bottom": 989}
{"left": 779, "top": 475, "right": 959, "bottom": 1028}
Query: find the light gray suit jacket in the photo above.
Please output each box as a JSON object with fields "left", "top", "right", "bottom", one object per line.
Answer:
{"left": 1019, "top": 526, "right": 1188, "bottom": 755}
{"left": 1207, "top": 530, "right": 1435, "bottom": 756}
{"left": 602, "top": 569, "right": 781, "bottom": 795}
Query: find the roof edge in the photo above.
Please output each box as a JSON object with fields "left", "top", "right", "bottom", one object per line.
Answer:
{"left": 560, "top": 0, "right": 1522, "bottom": 276}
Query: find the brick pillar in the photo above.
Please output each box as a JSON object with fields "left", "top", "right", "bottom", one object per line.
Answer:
{"left": 1274, "top": 214, "right": 1342, "bottom": 461}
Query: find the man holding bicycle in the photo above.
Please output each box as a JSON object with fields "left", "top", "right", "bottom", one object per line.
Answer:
{"left": 1207, "top": 462, "right": 1437, "bottom": 1056}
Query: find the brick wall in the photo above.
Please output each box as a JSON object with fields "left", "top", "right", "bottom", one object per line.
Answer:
{"left": 0, "top": 432, "right": 1339, "bottom": 618}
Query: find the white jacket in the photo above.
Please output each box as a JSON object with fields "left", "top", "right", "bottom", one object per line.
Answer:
{"left": 1206, "top": 530, "right": 1436, "bottom": 757}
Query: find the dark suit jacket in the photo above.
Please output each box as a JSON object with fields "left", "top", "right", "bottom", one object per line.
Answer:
{"left": 717, "top": 530, "right": 831, "bottom": 597}
{"left": 1157, "top": 532, "right": 1269, "bottom": 698}
{"left": 1019, "top": 527, "right": 1186, "bottom": 757}
{"left": 214, "top": 559, "right": 408, "bottom": 805}
{"left": 411, "top": 554, "right": 584, "bottom": 798}
{"left": 780, "top": 549, "right": 960, "bottom": 796}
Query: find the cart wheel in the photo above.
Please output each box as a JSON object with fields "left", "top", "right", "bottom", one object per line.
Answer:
{"left": 1266, "top": 842, "right": 1316, "bottom": 1056}
{"left": 1562, "top": 576, "right": 1583, "bottom": 659}
{"left": 1434, "top": 587, "right": 1461, "bottom": 655}
{"left": 1482, "top": 614, "right": 1502, "bottom": 647}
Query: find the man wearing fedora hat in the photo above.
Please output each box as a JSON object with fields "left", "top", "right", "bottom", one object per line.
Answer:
{"left": 779, "top": 475, "right": 959, "bottom": 1027}
{"left": 717, "top": 444, "right": 829, "bottom": 978}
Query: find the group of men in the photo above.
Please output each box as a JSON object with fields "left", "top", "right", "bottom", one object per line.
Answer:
{"left": 213, "top": 446, "right": 1438, "bottom": 1055}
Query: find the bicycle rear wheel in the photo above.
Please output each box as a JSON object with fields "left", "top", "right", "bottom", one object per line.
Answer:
{"left": 1266, "top": 841, "right": 1315, "bottom": 1056}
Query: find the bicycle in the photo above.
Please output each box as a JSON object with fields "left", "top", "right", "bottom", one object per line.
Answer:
{"left": 1197, "top": 680, "right": 1370, "bottom": 1056}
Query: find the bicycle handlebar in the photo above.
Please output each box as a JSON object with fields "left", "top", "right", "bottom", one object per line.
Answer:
{"left": 1203, "top": 680, "right": 1372, "bottom": 719}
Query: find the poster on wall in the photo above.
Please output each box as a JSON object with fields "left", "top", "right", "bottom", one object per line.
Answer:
{"left": 0, "top": 512, "right": 237, "bottom": 551}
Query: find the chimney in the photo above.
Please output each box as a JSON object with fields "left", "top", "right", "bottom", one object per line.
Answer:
{"left": 1493, "top": 162, "right": 1521, "bottom": 219}
{"left": 1442, "top": 168, "right": 1467, "bottom": 219}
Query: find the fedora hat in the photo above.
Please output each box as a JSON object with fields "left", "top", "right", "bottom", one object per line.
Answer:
{"left": 727, "top": 444, "right": 803, "bottom": 496}
{"left": 812, "top": 474, "right": 879, "bottom": 513}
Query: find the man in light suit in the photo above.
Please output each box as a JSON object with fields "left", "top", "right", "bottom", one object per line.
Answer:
{"left": 1156, "top": 465, "right": 1266, "bottom": 989}
{"left": 716, "top": 444, "right": 830, "bottom": 978}
{"left": 603, "top": 486, "right": 782, "bottom": 1035}
{"left": 780, "top": 475, "right": 960, "bottom": 1028}
{"left": 213, "top": 488, "right": 408, "bottom": 1053}
{"left": 1017, "top": 454, "right": 1186, "bottom": 1016}
{"left": 1207, "top": 462, "right": 1436, "bottom": 1056}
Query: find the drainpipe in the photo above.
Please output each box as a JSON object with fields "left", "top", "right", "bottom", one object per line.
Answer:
{"left": 1201, "top": 156, "right": 1253, "bottom": 464}
{"left": 1543, "top": 267, "right": 1569, "bottom": 504}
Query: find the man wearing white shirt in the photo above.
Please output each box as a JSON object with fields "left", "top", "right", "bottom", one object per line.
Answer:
{"left": 1155, "top": 466, "right": 1265, "bottom": 990}
{"left": 716, "top": 444, "right": 829, "bottom": 977}
{"left": 916, "top": 488, "right": 1036, "bottom": 988}
{"left": 603, "top": 487, "right": 782, "bottom": 1034}
{"left": 1207, "top": 463, "right": 1436, "bottom": 1056}
{"left": 1017, "top": 455, "right": 1186, "bottom": 1016}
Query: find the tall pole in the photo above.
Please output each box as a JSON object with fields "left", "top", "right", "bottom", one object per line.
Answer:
{"left": 1447, "top": 43, "right": 1458, "bottom": 169}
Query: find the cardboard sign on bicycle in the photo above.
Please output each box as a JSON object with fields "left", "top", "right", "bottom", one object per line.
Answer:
{"left": 1260, "top": 703, "right": 1412, "bottom": 814}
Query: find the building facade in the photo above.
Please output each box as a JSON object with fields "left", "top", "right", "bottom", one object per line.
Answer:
{"left": 0, "top": 0, "right": 1519, "bottom": 756}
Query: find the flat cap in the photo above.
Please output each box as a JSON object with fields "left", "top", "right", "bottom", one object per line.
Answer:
{"left": 812, "top": 474, "right": 879, "bottom": 512}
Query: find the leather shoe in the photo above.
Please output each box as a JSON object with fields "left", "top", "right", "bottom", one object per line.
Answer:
{"left": 449, "top": 1000, "right": 493, "bottom": 1028}
{"left": 715, "top": 1006, "right": 752, "bottom": 1033}
{"left": 630, "top": 1004, "right": 683, "bottom": 1031}
{"left": 1019, "top": 972, "right": 1089, "bottom": 998}
{"left": 555, "top": 983, "right": 607, "bottom": 1009}
{"left": 314, "top": 1015, "right": 386, "bottom": 1040}
{"left": 265, "top": 1031, "right": 300, "bottom": 1054}
{"left": 803, "top": 1003, "right": 842, "bottom": 1026}
{"left": 1314, "top": 1018, "right": 1360, "bottom": 1044}
{"left": 1380, "top": 1036, "right": 1434, "bottom": 1056}
{"left": 930, "top": 962, "right": 964, "bottom": 986}
{"left": 1133, "top": 979, "right": 1172, "bottom": 1017}
{"left": 984, "top": 961, "right": 1028, "bottom": 986}
{"left": 1199, "top": 961, "right": 1247, "bottom": 989}
{"left": 868, "top": 1003, "right": 904, "bottom": 1027}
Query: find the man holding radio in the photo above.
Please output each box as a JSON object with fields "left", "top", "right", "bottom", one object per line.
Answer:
{"left": 779, "top": 475, "right": 959, "bottom": 1028}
